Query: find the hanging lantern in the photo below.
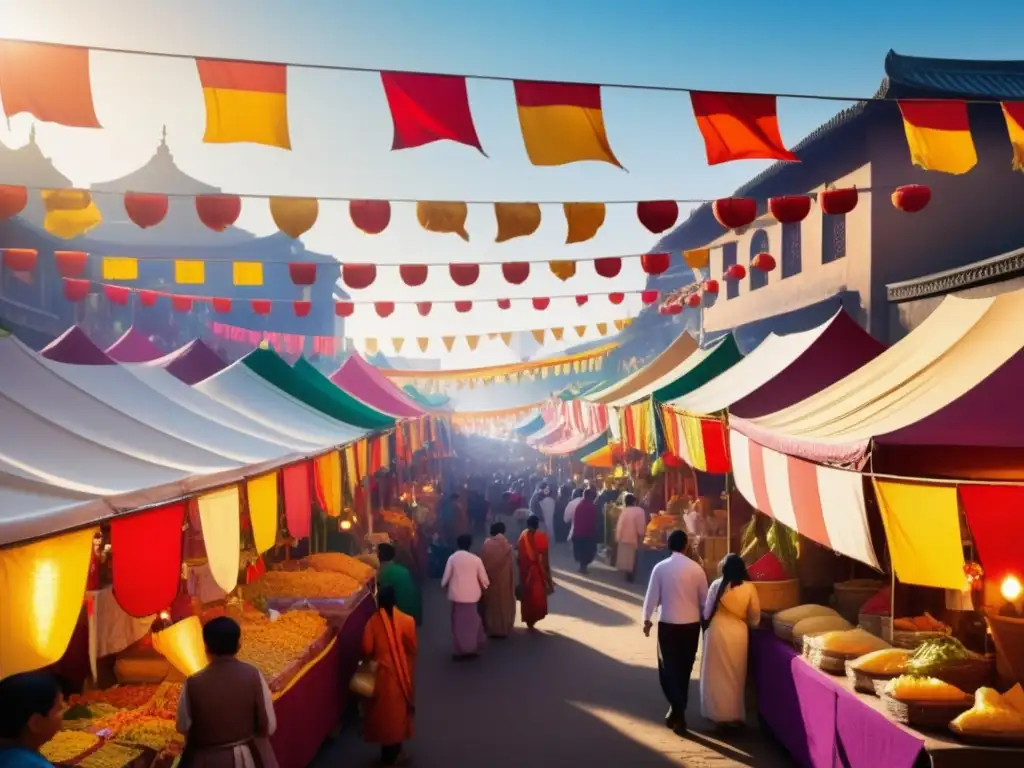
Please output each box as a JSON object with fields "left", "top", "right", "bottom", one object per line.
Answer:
{"left": 725, "top": 263, "right": 747, "bottom": 281}
{"left": 2, "top": 248, "right": 37, "bottom": 271}
{"left": 661, "top": 303, "right": 683, "bottom": 315}
{"left": 532, "top": 297, "right": 550, "bottom": 310}
{"left": 62, "top": 277, "right": 90, "bottom": 302}
{"left": 892, "top": 184, "right": 931, "bottom": 213}
{"left": 172, "top": 296, "right": 194, "bottom": 313}
{"left": 641, "top": 290, "right": 659, "bottom": 305}
{"left": 152, "top": 616, "right": 208, "bottom": 677}
{"left": 138, "top": 290, "right": 159, "bottom": 307}
{"left": 55, "top": 251, "right": 89, "bottom": 278}
{"left": 549, "top": 260, "right": 577, "bottom": 281}
{"left": 575, "top": 295, "right": 589, "bottom": 306}
{"left": 335, "top": 301, "right": 355, "bottom": 317}
{"left": 751, "top": 252, "right": 776, "bottom": 272}
{"left": 496, "top": 298, "right": 511, "bottom": 310}
{"left": 0, "top": 185, "right": 28, "bottom": 219}
{"left": 713, "top": 197, "right": 757, "bottom": 229}
{"left": 342, "top": 263, "right": 377, "bottom": 289}
{"left": 819, "top": 187, "right": 859, "bottom": 216}
{"left": 417, "top": 302, "right": 432, "bottom": 316}
{"left": 640, "top": 252, "right": 671, "bottom": 275}
{"left": 685, "top": 293, "right": 702, "bottom": 308}
{"left": 683, "top": 248, "right": 710, "bottom": 270}
{"left": 270, "top": 197, "right": 319, "bottom": 239}
{"left": 288, "top": 263, "right": 317, "bottom": 285}
{"left": 636, "top": 200, "right": 679, "bottom": 234}
{"left": 454, "top": 301, "right": 472, "bottom": 313}
{"left": 702, "top": 279, "right": 719, "bottom": 294}
{"left": 124, "top": 192, "right": 168, "bottom": 229}
{"left": 251, "top": 300, "right": 272, "bottom": 315}
{"left": 350, "top": 199, "right": 391, "bottom": 234}
{"left": 375, "top": 302, "right": 395, "bottom": 318}
{"left": 449, "top": 263, "right": 480, "bottom": 287}
{"left": 103, "top": 285, "right": 131, "bottom": 306}
{"left": 594, "top": 257, "right": 622, "bottom": 278}
{"left": 195, "top": 194, "right": 242, "bottom": 232}
{"left": 399, "top": 264, "right": 428, "bottom": 286}
{"left": 608, "top": 292, "right": 625, "bottom": 305}
{"left": 212, "top": 297, "right": 232, "bottom": 313}
{"left": 768, "top": 195, "right": 812, "bottom": 224}
{"left": 501, "top": 262, "right": 530, "bottom": 284}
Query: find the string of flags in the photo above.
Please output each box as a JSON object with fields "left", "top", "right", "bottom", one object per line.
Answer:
{"left": 4, "top": 39, "right": 1018, "bottom": 176}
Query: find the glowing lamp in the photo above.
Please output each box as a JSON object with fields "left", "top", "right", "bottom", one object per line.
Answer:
{"left": 340, "top": 520, "right": 353, "bottom": 531}
{"left": 1002, "top": 575, "right": 1022, "bottom": 602}
{"left": 152, "top": 616, "right": 208, "bottom": 677}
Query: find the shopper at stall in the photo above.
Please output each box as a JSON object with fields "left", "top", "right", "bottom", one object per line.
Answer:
{"left": 0, "top": 672, "right": 63, "bottom": 768}
{"left": 175, "top": 616, "right": 279, "bottom": 768}
{"left": 479, "top": 522, "right": 516, "bottom": 638}
{"left": 571, "top": 488, "right": 600, "bottom": 573}
{"left": 615, "top": 494, "right": 647, "bottom": 582}
{"left": 441, "top": 534, "right": 490, "bottom": 658}
{"left": 361, "top": 585, "right": 417, "bottom": 766}
{"left": 642, "top": 529, "right": 709, "bottom": 735}
{"left": 518, "top": 514, "right": 554, "bottom": 630}
{"left": 700, "top": 554, "right": 760, "bottom": 727}
{"left": 377, "top": 542, "right": 422, "bottom": 626}
{"left": 563, "top": 487, "right": 584, "bottom": 540}
{"left": 537, "top": 483, "right": 557, "bottom": 536}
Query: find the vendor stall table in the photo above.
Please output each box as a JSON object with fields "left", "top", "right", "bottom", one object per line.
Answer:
{"left": 750, "top": 629, "right": 1023, "bottom": 768}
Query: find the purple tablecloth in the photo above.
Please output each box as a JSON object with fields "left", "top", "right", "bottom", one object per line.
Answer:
{"left": 750, "top": 629, "right": 925, "bottom": 768}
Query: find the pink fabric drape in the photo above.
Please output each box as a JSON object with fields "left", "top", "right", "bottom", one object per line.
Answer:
{"left": 282, "top": 461, "right": 312, "bottom": 539}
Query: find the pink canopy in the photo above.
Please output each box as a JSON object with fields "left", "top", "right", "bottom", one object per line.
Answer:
{"left": 41, "top": 326, "right": 115, "bottom": 365}
{"left": 329, "top": 354, "right": 424, "bottom": 418}
{"left": 106, "top": 326, "right": 163, "bottom": 363}
{"left": 154, "top": 340, "right": 227, "bottom": 385}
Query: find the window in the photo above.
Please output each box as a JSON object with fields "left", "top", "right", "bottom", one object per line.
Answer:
{"left": 749, "top": 230, "right": 769, "bottom": 291}
{"left": 781, "top": 222, "right": 802, "bottom": 278}
{"left": 722, "top": 242, "right": 738, "bottom": 300}
{"left": 822, "top": 213, "right": 847, "bottom": 264}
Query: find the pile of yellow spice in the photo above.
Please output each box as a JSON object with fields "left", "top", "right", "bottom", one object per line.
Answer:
{"left": 239, "top": 609, "right": 329, "bottom": 684}
{"left": 243, "top": 569, "right": 362, "bottom": 600}
{"left": 304, "top": 552, "right": 376, "bottom": 583}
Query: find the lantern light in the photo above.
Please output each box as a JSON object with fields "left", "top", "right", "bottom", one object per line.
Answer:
{"left": 725, "top": 263, "right": 747, "bottom": 281}
{"left": 751, "top": 252, "right": 777, "bottom": 272}
{"left": 685, "top": 293, "right": 702, "bottom": 308}
{"left": 820, "top": 187, "right": 859, "bottom": 216}
{"left": 713, "top": 197, "right": 757, "bottom": 229}
{"left": 1002, "top": 575, "right": 1022, "bottom": 602}
{"left": 891, "top": 184, "right": 932, "bottom": 213}
{"left": 702, "top": 279, "right": 719, "bottom": 294}
{"left": 340, "top": 520, "right": 353, "bottom": 531}
{"left": 768, "top": 195, "right": 812, "bottom": 224}
{"left": 152, "top": 615, "right": 208, "bottom": 677}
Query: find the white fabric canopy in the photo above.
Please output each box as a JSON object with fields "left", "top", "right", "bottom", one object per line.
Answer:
{"left": 584, "top": 331, "right": 699, "bottom": 405}
{"left": 606, "top": 337, "right": 725, "bottom": 408}
{"left": 0, "top": 471, "right": 113, "bottom": 547}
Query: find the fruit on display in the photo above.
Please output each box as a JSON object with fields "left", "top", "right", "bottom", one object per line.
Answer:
{"left": 906, "top": 635, "right": 976, "bottom": 676}
{"left": 951, "top": 685, "right": 1024, "bottom": 735}
{"left": 848, "top": 648, "right": 912, "bottom": 676}
{"left": 305, "top": 552, "right": 376, "bottom": 582}
{"left": 642, "top": 502, "right": 684, "bottom": 548}
{"left": 67, "top": 686, "right": 160, "bottom": 710}
{"left": 243, "top": 569, "right": 362, "bottom": 600}
{"left": 748, "top": 552, "right": 791, "bottom": 582}
{"left": 791, "top": 615, "right": 853, "bottom": 644}
{"left": 112, "top": 717, "right": 183, "bottom": 752}
{"left": 775, "top": 604, "right": 840, "bottom": 626}
{"left": 884, "top": 675, "right": 970, "bottom": 703}
{"left": 78, "top": 743, "right": 143, "bottom": 768}
{"left": 381, "top": 509, "right": 415, "bottom": 533}
{"left": 356, "top": 553, "right": 381, "bottom": 571}
{"left": 239, "top": 609, "right": 329, "bottom": 684}
{"left": 806, "top": 628, "right": 891, "bottom": 656}
{"left": 41, "top": 731, "right": 100, "bottom": 763}
{"left": 893, "top": 613, "right": 950, "bottom": 633}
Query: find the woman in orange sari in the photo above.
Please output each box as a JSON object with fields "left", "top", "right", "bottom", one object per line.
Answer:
{"left": 517, "top": 514, "right": 554, "bottom": 629}
{"left": 361, "top": 586, "right": 417, "bottom": 766}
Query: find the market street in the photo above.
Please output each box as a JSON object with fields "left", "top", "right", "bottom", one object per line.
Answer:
{"left": 325, "top": 543, "right": 793, "bottom": 766}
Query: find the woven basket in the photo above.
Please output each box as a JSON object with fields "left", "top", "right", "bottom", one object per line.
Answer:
{"left": 807, "top": 647, "right": 854, "bottom": 675}
{"left": 753, "top": 579, "right": 800, "bottom": 613}
{"left": 858, "top": 613, "right": 886, "bottom": 639}
{"left": 985, "top": 611, "right": 1024, "bottom": 685}
{"left": 891, "top": 629, "right": 950, "bottom": 650}
{"left": 881, "top": 693, "right": 972, "bottom": 731}
{"left": 929, "top": 656, "right": 996, "bottom": 694}
{"left": 845, "top": 663, "right": 899, "bottom": 695}
{"left": 834, "top": 580, "right": 885, "bottom": 624}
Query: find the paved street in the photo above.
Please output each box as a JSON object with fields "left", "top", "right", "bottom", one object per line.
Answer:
{"left": 323, "top": 543, "right": 793, "bottom": 766}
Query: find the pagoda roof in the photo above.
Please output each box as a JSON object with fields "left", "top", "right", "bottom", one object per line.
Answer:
{"left": 91, "top": 127, "right": 220, "bottom": 195}
{"left": 0, "top": 126, "right": 72, "bottom": 188}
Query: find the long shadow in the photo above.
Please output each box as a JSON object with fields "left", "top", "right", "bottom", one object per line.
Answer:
{"left": 547, "top": 578, "right": 633, "bottom": 627}
{"left": 553, "top": 568, "right": 645, "bottom": 606}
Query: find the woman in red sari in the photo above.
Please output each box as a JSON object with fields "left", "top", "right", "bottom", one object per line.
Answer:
{"left": 517, "top": 514, "right": 554, "bottom": 629}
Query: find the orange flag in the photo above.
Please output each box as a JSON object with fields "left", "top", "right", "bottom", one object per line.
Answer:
{"left": 563, "top": 203, "right": 605, "bottom": 244}
{"left": 0, "top": 42, "right": 100, "bottom": 127}
{"left": 417, "top": 201, "right": 469, "bottom": 240}
{"left": 392, "top": 338, "right": 405, "bottom": 354}
{"left": 500, "top": 332, "right": 512, "bottom": 346}
{"left": 551, "top": 328, "right": 564, "bottom": 341}
{"left": 417, "top": 338, "right": 430, "bottom": 352}
{"left": 466, "top": 335, "right": 480, "bottom": 350}
{"left": 596, "top": 322, "right": 608, "bottom": 336}
{"left": 531, "top": 329, "right": 546, "bottom": 344}
{"left": 514, "top": 81, "right": 621, "bottom": 167}
{"left": 196, "top": 59, "right": 290, "bottom": 149}
{"left": 494, "top": 203, "right": 541, "bottom": 242}
{"left": 1002, "top": 103, "right": 1024, "bottom": 171}
{"left": 575, "top": 325, "right": 587, "bottom": 338}
{"left": 442, "top": 336, "right": 456, "bottom": 352}
{"left": 549, "top": 260, "right": 577, "bottom": 281}
{"left": 899, "top": 100, "right": 976, "bottom": 175}
{"left": 689, "top": 92, "right": 796, "bottom": 165}
{"left": 684, "top": 248, "right": 710, "bottom": 269}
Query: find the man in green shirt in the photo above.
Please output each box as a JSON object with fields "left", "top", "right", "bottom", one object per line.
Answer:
{"left": 377, "top": 543, "right": 422, "bottom": 626}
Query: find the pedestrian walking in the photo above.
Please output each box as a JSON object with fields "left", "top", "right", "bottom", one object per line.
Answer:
{"left": 479, "top": 522, "right": 516, "bottom": 638}
{"left": 570, "top": 488, "right": 599, "bottom": 573}
{"left": 615, "top": 494, "right": 647, "bottom": 582}
{"left": 441, "top": 534, "right": 489, "bottom": 658}
{"left": 517, "top": 514, "right": 554, "bottom": 630}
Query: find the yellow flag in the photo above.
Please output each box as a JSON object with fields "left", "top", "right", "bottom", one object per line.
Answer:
{"left": 563, "top": 203, "right": 605, "bottom": 244}
{"left": 42, "top": 189, "right": 102, "bottom": 239}
{"left": 315, "top": 452, "right": 343, "bottom": 517}
{"left": 365, "top": 338, "right": 378, "bottom": 355}
{"left": 531, "top": 329, "right": 545, "bottom": 344}
{"left": 597, "top": 322, "right": 608, "bottom": 335}
{"left": 684, "top": 248, "right": 710, "bottom": 269}
{"left": 246, "top": 472, "right": 278, "bottom": 554}
{"left": 233, "top": 261, "right": 264, "bottom": 286}
{"left": 417, "top": 338, "right": 429, "bottom": 352}
{"left": 417, "top": 201, "right": 469, "bottom": 241}
{"left": 551, "top": 328, "right": 564, "bottom": 341}
{"left": 392, "top": 338, "right": 404, "bottom": 354}
{"left": 443, "top": 336, "right": 456, "bottom": 352}
{"left": 614, "top": 319, "right": 626, "bottom": 331}
{"left": 500, "top": 332, "right": 512, "bottom": 346}
{"left": 549, "top": 260, "right": 577, "bottom": 281}
{"left": 466, "top": 335, "right": 480, "bottom": 350}
{"left": 102, "top": 256, "right": 138, "bottom": 281}
{"left": 197, "top": 487, "right": 241, "bottom": 592}
{"left": 575, "top": 325, "right": 587, "bottom": 338}
{"left": 494, "top": 202, "right": 541, "bottom": 243}
{"left": 175, "top": 260, "right": 206, "bottom": 285}
{"left": 269, "top": 197, "right": 319, "bottom": 239}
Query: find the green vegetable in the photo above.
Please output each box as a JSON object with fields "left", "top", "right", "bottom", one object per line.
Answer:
{"left": 906, "top": 636, "right": 973, "bottom": 675}
{"left": 62, "top": 704, "right": 93, "bottom": 721}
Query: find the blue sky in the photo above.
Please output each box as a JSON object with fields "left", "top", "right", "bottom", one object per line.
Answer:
{"left": 2, "top": 0, "right": 1021, "bottom": 367}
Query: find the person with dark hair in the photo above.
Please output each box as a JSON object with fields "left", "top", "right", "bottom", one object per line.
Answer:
{"left": 361, "top": 585, "right": 417, "bottom": 765}
{"left": 642, "top": 529, "right": 709, "bottom": 736}
{"left": 517, "top": 514, "right": 553, "bottom": 630}
{"left": 615, "top": 493, "right": 647, "bottom": 582}
{"left": 562, "top": 487, "right": 584, "bottom": 540}
{"left": 0, "top": 672, "right": 62, "bottom": 768}
{"left": 176, "top": 616, "right": 279, "bottom": 768}
{"left": 377, "top": 542, "right": 422, "bottom": 626}
{"left": 441, "top": 534, "right": 489, "bottom": 658}
{"left": 479, "top": 522, "right": 516, "bottom": 638}
{"left": 700, "top": 554, "right": 760, "bottom": 726}
{"left": 570, "top": 488, "right": 599, "bottom": 573}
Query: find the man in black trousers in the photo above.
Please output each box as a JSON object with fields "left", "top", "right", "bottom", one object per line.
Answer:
{"left": 642, "top": 529, "right": 709, "bottom": 735}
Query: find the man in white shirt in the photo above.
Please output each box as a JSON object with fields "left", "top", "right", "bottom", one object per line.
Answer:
{"left": 614, "top": 494, "right": 647, "bottom": 582}
{"left": 441, "top": 534, "right": 490, "bottom": 658}
{"left": 537, "top": 483, "right": 557, "bottom": 537}
{"left": 642, "top": 529, "right": 709, "bottom": 735}
{"left": 562, "top": 488, "right": 584, "bottom": 540}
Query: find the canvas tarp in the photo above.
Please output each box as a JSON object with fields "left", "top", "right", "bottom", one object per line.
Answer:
{"left": 106, "top": 327, "right": 163, "bottom": 363}
{"left": 403, "top": 385, "right": 450, "bottom": 409}
{"left": 41, "top": 326, "right": 112, "bottom": 365}
{"left": 152, "top": 339, "right": 227, "bottom": 385}
{"left": 292, "top": 358, "right": 397, "bottom": 428}
{"left": 330, "top": 355, "right": 425, "bottom": 418}
{"left": 650, "top": 333, "right": 744, "bottom": 404}
{"left": 584, "top": 332, "right": 699, "bottom": 405}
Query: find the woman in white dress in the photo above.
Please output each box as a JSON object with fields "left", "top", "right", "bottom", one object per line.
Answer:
{"left": 700, "top": 554, "right": 761, "bottom": 726}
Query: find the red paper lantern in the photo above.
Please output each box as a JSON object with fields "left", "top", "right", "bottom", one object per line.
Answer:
{"left": 608, "top": 292, "right": 625, "bottom": 305}
{"left": 62, "top": 278, "right": 90, "bottom": 302}
{"left": 417, "top": 302, "right": 432, "bottom": 316}
{"left": 713, "top": 197, "right": 757, "bottom": 229}
{"left": 640, "top": 252, "right": 671, "bottom": 275}
{"left": 702, "top": 279, "right": 720, "bottom": 294}
{"left": 454, "top": 301, "right": 473, "bottom": 313}
{"left": 820, "top": 187, "right": 859, "bottom": 216}
{"left": 768, "top": 195, "right": 812, "bottom": 224}
{"left": 124, "top": 192, "right": 168, "bottom": 229}
{"left": 103, "top": 284, "right": 131, "bottom": 306}
{"left": 342, "top": 263, "right": 376, "bottom": 289}
{"left": 751, "top": 252, "right": 776, "bottom": 272}
{"left": 375, "top": 301, "right": 395, "bottom": 318}
{"left": 594, "top": 257, "right": 622, "bottom": 278}
{"left": 449, "top": 263, "right": 479, "bottom": 287}
{"left": 892, "top": 184, "right": 931, "bottom": 213}
{"left": 54, "top": 251, "right": 89, "bottom": 278}
{"left": 349, "top": 200, "right": 391, "bottom": 235}
{"left": 212, "top": 297, "right": 232, "bottom": 313}
{"left": 641, "top": 290, "right": 659, "bottom": 305}
{"left": 575, "top": 295, "right": 589, "bottom": 306}
{"left": 171, "top": 295, "right": 193, "bottom": 313}
{"left": 725, "top": 263, "right": 747, "bottom": 281}
{"left": 0, "top": 185, "right": 28, "bottom": 219}
{"left": 292, "top": 300, "right": 311, "bottom": 317}
{"left": 496, "top": 298, "right": 511, "bottom": 310}
{"left": 334, "top": 301, "right": 355, "bottom": 317}
{"left": 661, "top": 303, "right": 683, "bottom": 315}
{"left": 532, "top": 297, "right": 550, "bottom": 311}
{"left": 138, "top": 290, "right": 159, "bottom": 307}
{"left": 251, "top": 299, "right": 272, "bottom": 315}
{"left": 195, "top": 194, "right": 242, "bottom": 232}
{"left": 685, "top": 293, "right": 702, "bottom": 308}
{"left": 2, "top": 248, "right": 37, "bottom": 271}
{"left": 399, "top": 264, "right": 427, "bottom": 287}
{"left": 636, "top": 200, "right": 679, "bottom": 234}
{"left": 288, "top": 263, "right": 317, "bottom": 285}
{"left": 501, "top": 262, "right": 530, "bottom": 284}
